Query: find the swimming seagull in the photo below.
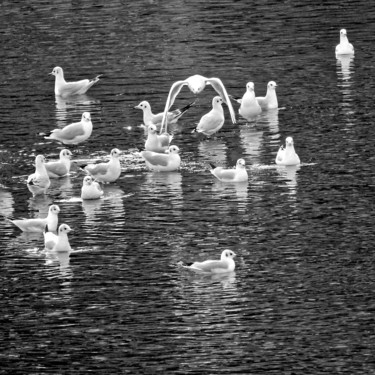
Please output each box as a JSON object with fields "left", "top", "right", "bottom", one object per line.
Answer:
{"left": 193, "top": 96, "right": 225, "bottom": 137}
{"left": 44, "top": 223, "right": 72, "bottom": 252}
{"left": 145, "top": 124, "right": 173, "bottom": 153}
{"left": 209, "top": 158, "right": 248, "bottom": 182}
{"left": 178, "top": 249, "right": 236, "bottom": 274}
{"left": 141, "top": 145, "right": 181, "bottom": 172}
{"left": 44, "top": 112, "right": 93, "bottom": 145}
{"left": 275, "top": 136, "right": 301, "bottom": 166}
{"left": 7, "top": 204, "right": 60, "bottom": 232}
{"left": 231, "top": 82, "right": 262, "bottom": 120}
{"left": 256, "top": 81, "right": 278, "bottom": 110}
{"left": 84, "top": 148, "right": 122, "bottom": 183}
{"left": 49, "top": 66, "right": 101, "bottom": 97}
{"left": 135, "top": 100, "right": 195, "bottom": 127}
{"left": 27, "top": 155, "right": 51, "bottom": 196}
{"left": 81, "top": 175, "right": 104, "bottom": 200}
{"left": 160, "top": 75, "right": 236, "bottom": 132}
{"left": 335, "top": 29, "right": 354, "bottom": 56}
{"left": 45, "top": 149, "right": 73, "bottom": 178}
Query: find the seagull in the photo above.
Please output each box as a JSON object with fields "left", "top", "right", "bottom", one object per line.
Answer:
{"left": 231, "top": 82, "right": 262, "bottom": 120}
{"left": 135, "top": 100, "right": 195, "bottom": 127}
{"left": 7, "top": 204, "right": 60, "bottom": 232}
{"left": 49, "top": 66, "right": 101, "bottom": 97}
{"left": 44, "top": 223, "right": 72, "bottom": 252}
{"left": 209, "top": 158, "right": 248, "bottom": 182}
{"left": 44, "top": 112, "right": 93, "bottom": 145}
{"left": 27, "top": 155, "right": 51, "bottom": 196}
{"left": 81, "top": 175, "right": 104, "bottom": 200}
{"left": 145, "top": 124, "right": 173, "bottom": 153}
{"left": 335, "top": 29, "right": 354, "bottom": 56}
{"left": 45, "top": 149, "right": 73, "bottom": 178}
{"left": 256, "top": 81, "right": 278, "bottom": 110}
{"left": 84, "top": 148, "right": 122, "bottom": 183}
{"left": 160, "top": 74, "right": 236, "bottom": 132}
{"left": 178, "top": 249, "right": 236, "bottom": 274}
{"left": 275, "top": 136, "right": 301, "bottom": 166}
{"left": 141, "top": 145, "right": 181, "bottom": 172}
{"left": 193, "top": 96, "right": 225, "bottom": 137}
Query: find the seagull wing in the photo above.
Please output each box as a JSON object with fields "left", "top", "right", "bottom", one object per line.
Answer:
{"left": 85, "top": 162, "right": 109, "bottom": 176}
{"left": 212, "top": 168, "right": 237, "bottom": 181}
{"left": 161, "top": 80, "right": 188, "bottom": 131}
{"left": 206, "top": 77, "right": 236, "bottom": 124}
{"left": 197, "top": 112, "right": 223, "bottom": 134}
{"left": 56, "top": 121, "right": 86, "bottom": 140}
{"left": 192, "top": 259, "right": 229, "bottom": 272}
{"left": 141, "top": 151, "right": 169, "bottom": 167}
{"left": 45, "top": 161, "right": 68, "bottom": 177}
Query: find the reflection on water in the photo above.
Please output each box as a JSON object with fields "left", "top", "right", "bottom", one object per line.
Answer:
{"left": 276, "top": 164, "right": 300, "bottom": 200}
{"left": 0, "top": 188, "right": 14, "bottom": 218}
{"left": 198, "top": 139, "right": 228, "bottom": 164}
{"left": 44, "top": 249, "right": 72, "bottom": 275}
{"left": 239, "top": 123, "right": 264, "bottom": 162}
{"left": 55, "top": 94, "right": 101, "bottom": 127}
{"left": 336, "top": 54, "right": 354, "bottom": 83}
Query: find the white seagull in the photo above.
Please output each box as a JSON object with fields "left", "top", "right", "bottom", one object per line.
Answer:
{"left": 193, "top": 96, "right": 225, "bottom": 137}
{"left": 44, "top": 223, "right": 72, "bottom": 252}
{"left": 145, "top": 124, "right": 173, "bottom": 153}
{"left": 141, "top": 145, "right": 181, "bottom": 172}
{"left": 335, "top": 29, "right": 354, "bottom": 56}
{"left": 179, "top": 249, "right": 236, "bottom": 274}
{"left": 135, "top": 100, "right": 195, "bottom": 127}
{"left": 45, "top": 112, "right": 93, "bottom": 145}
{"left": 256, "top": 81, "right": 278, "bottom": 110}
{"left": 27, "top": 155, "right": 51, "bottom": 196}
{"left": 160, "top": 74, "right": 236, "bottom": 132}
{"left": 84, "top": 148, "right": 122, "bottom": 183}
{"left": 209, "top": 158, "right": 248, "bottom": 182}
{"left": 50, "top": 66, "right": 101, "bottom": 97}
{"left": 81, "top": 175, "right": 104, "bottom": 200}
{"left": 231, "top": 82, "right": 262, "bottom": 120}
{"left": 7, "top": 204, "right": 60, "bottom": 232}
{"left": 275, "top": 136, "right": 301, "bottom": 166}
{"left": 45, "top": 149, "right": 73, "bottom": 178}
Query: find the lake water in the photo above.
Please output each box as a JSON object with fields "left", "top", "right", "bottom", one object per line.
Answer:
{"left": 1, "top": 1, "right": 375, "bottom": 374}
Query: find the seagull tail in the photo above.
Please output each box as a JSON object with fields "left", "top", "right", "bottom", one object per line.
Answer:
{"left": 179, "top": 99, "right": 196, "bottom": 114}
{"left": 91, "top": 74, "right": 103, "bottom": 83}
{"left": 229, "top": 94, "right": 241, "bottom": 104}
{"left": 177, "top": 261, "right": 193, "bottom": 268}
{"left": 209, "top": 162, "right": 217, "bottom": 169}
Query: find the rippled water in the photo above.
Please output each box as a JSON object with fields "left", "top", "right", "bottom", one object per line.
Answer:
{"left": 1, "top": 1, "right": 375, "bottom": 374}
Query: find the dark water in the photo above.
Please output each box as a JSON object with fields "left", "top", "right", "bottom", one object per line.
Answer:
{"left": 1, "top": 1, "right": 375, "bottom": 374}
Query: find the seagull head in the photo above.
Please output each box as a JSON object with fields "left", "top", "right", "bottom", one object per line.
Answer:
{"left": 58, "top": 223, "right": 72, "bottom": 235}
{"left": 168, "top": 145, "right": 180, "bottom": 154}
{"left": 340, "top": 29, "right": 347, "bottom": 36}
{"left": 285, "top": 136, "right": 294, "bottom": 147}
{"left": 35, "top": 154, "right": 46, "bottom": 165}
{"left": 49, "top": 204, "right": 60, "bottom": 214}
{"left": 236, "top": 158, "right": 246, "bottom": 168}
{"left": 134, "top": 101, "right": 150, "bottom": 111}
{"left": 246, "top": 82, "right": 255, "bottom": 92}
{"left": 212, "top": 96, "right": 223, "bottom": 108}
{"left": 148, "top": 124, "right": 158, "bottom": 134}
{"left": 110, "top": 148, "right": 121, "bottom": 158}
{"left": 61, "top": 149, "right": 73, "bottom": 159}
{"left": 83, "top": 176, "right": 93, "bottom": 186}
{"left": 268, "top": 81, "right": 277, "bottom": 90}
{"left": 82, "top": 112, "right": 91, "bottom": 122}
{"left": 221, "top": 249, "right": 236, "bottom": 260}
{"left": 50, "top": 66, "right": 63, "bottom": 77}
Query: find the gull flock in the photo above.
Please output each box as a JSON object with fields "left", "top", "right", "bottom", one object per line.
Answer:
{"left": 5, "top": 30, "right": 354, "bottom": 272}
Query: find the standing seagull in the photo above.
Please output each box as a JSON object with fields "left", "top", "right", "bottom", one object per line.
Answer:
{"left": 44, "top": 112, "right": 93, "bottom": 145}
{"left": 141, "top": 145, "right": 181, "bottom": 172}
{"left": 7, "top": 204, "right": 60, "bottom": 233}
{"left": 231, "top": 82, "right": 262, "bottom": 120}
{"left": 193, "top": 96, "right": 225, "bottom": 137}
{"left": 178, "top": 249, "right": 236, "bottom": 274}
{"left": 50, "top": 66, "right": 101, "bottom": 97}
{"left": 45, "top": 149, "right": 73, "bottom": 178}
{"left": 161, "top": 75, "right": 236, "bottom": 132}
{"left": 84, "top": 148, "right": 122, "bottom": 183}
{"left": 135, "top": 100, "right": 195, "bottom": 127}
{"left": 275, "top": 136, "right": 301, "bottom": 166}
{"left": 335, "top": 29, "right": 354, "bottom": 56}
{"left": 256, "top": 81, "right": 278, "bottom": 110}
{"left": 209, "top": 158, "right": 248, "bottom": 182}
{"left": 44, "top": 223, "right": 73, "bottom": 252}
{"left": 145, "top": 124, "right": 173, "bottom": 153}
{"left": 27, "top": 155, "right": 51, "bottom": 196}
